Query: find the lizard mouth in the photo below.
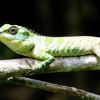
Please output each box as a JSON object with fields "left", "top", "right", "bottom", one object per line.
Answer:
{"left": 0, "top": 33, "right": 15, "bottom": 43}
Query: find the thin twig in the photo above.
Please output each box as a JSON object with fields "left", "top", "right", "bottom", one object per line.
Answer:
{"left": 8, "top": 77, "right": 100, "bottom": 100}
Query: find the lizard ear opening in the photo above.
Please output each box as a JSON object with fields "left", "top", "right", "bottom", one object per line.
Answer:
{"left": 8, "top": 26, "right": 18, "bottom": 35}
{"left": 22, "top": 31, "right": 29, "bottom": 36}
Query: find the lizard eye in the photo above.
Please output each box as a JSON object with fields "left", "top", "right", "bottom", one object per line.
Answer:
{"left": 8, "top": 26, "right": 18, "bottom": 34}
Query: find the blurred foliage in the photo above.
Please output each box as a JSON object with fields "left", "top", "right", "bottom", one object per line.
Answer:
{"left": 0, "top": 0, "right": 100, "bottom": 100}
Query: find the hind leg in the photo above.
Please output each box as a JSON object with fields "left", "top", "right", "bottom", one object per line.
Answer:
{"left": 93, "top": 45, "right": 100, "bottom": 58}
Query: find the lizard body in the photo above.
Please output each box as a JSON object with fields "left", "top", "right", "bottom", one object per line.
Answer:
{"left": 0, "top": 24, "right": 100, "bottom": 69}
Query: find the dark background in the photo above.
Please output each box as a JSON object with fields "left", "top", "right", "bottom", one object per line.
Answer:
{"left": 0, "top": 0, "right": 100, "bottom": 100}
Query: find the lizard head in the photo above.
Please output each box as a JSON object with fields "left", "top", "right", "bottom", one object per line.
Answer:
{"left": 0, "top": 24, "right": 34, "bottom": 41}
{"left": 0, "top": 24, "right": 34, "bottom": 56}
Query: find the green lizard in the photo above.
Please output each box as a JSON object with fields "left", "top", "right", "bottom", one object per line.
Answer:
{"left": 0, "top": 24, "right": 100, "bottom": 70}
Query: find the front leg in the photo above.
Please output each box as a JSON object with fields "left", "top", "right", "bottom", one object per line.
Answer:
{"left": 31, "top": 50, "right": 55, "bottom": 70}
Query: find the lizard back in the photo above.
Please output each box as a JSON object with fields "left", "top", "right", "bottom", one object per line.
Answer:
{"left": 34, "top": 36, "right": 100, "bottom": 57}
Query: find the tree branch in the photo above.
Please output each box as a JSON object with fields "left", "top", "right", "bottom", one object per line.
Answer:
{"left": 8, "top": 77, "right": 100, "bottom": 100}
{"left": 0, "top": 55, "right": 100, "bottom": 78}
{"left": 0, "top": 55, "right": 100, "bottom": 99}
